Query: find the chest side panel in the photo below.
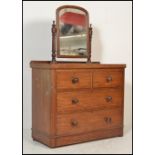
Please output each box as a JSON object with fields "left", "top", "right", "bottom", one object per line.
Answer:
{"left": 32, "top": 69, "right": 52, "bottom": 141}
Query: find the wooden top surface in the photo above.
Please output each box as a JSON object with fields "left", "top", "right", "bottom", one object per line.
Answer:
{"left": 30, "top": 61, "right": 126, "bottom": 69}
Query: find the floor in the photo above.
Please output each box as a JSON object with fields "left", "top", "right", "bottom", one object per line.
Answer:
{"left": 23, "top": 127, "right": 132, "bottom": 154}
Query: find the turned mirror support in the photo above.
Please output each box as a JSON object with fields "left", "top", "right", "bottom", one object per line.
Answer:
{"left": 87, "top": 24, "right": 92, "bottom": 63}
{"left": 51, "top": 20, "right": 57, "bottom": 63}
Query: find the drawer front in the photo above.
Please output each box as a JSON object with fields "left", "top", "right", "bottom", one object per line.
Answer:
{"left": 56, "top": 70, "right": 92, "bottom": 89}
{"left": 57, "top": 89, "right": 123, "bottom": 113}
{"left": 57, "top": 108, "right": 123, "bottom": 136}
{"left": 93, "top": 69, "right": 123, "bottom": 88}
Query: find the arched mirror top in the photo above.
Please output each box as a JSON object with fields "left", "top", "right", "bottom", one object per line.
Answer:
{"left": 56, "top": 5, "right": 89, "bottom": 58}
{"left": 51, "top": 5, "right": 92, "bottom": 62}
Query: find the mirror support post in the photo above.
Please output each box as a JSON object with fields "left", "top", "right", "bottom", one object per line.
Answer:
{"left": 51, "top": 21, "right": 57, "bottom": 63}
{"left": 87, "top": 24, "right": 92, "bottom": 63}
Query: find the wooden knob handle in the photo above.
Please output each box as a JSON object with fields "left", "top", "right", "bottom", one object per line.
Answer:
{"left": 72, "top": 98, "right": 79, "bottom": 104}
{"left": 72, "top": 77, "right": 79, "bottom": 84}
{"left": 104, "top": 117, "right": 112, "bottom": 124}
{"left": 71, "top": 120, "right": 78, "bottom": 127}
{"left": 104, "top": 117, "right": 108, "bottom": 123}
{"left": 106, "top": 96, "right": 112, "bottom": 102}
{"left": 106, "top": 76, "right": 112, "bottom": 82}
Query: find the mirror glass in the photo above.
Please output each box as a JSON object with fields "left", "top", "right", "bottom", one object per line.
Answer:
{"left": 58, "top": 7, "right": 88, "bottom": 57}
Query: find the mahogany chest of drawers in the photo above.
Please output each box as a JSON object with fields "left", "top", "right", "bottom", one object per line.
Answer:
{"left": 30, "top": 61, "right": 126, "bottom": 147}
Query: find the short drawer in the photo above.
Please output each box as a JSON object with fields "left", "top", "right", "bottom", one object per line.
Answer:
{"left": 56, "top": 70, "right": 92, "bottom": 89}
{"left": 57, "top": 108, "right": 123, "bottom": 136}
{"left": 57, "top": 88, "right": 123, "bottom": 113}
{"left": 93, "top": 69, "right": 123, "bottom": 88}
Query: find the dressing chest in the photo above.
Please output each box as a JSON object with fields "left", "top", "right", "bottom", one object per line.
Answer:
{"left": 30, "top": 61, "right": 126, "bottom": 147}
{"left": 30, "top": 5, "right": 126, "bottom": 147}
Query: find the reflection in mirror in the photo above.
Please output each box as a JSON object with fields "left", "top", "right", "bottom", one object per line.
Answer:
{"left": 59, "top": 8, "right": 87, "bottom": 56}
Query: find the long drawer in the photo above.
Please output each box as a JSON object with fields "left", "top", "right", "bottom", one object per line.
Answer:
{"left": 57, "top": 108, "right": 123, "bottom": 136}
{"left": 57, "top": 88, "right": 123, "bottom": 113}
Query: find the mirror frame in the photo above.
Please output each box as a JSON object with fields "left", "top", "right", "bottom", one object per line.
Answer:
{"left": 56, "top": 5, "right": 90, "bottom": 58}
